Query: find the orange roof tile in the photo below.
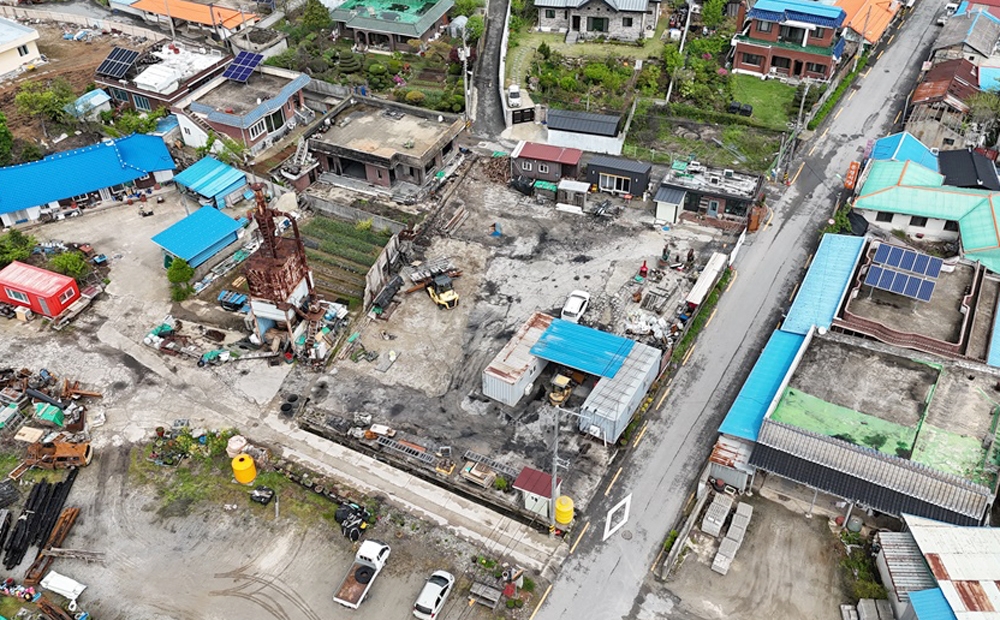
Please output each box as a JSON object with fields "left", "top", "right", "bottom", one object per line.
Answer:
{"left": 836, "top": 0, "right": 900, "bottom": 43}
{"left": 131, "top": 0, "right": 256, "bottom": 29}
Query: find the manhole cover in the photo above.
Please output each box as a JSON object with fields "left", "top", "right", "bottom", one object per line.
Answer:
{"left": 621, "top": 530, "right": 633, "bottom": 540}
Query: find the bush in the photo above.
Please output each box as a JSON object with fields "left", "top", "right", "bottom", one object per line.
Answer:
{"left": 0, "top": 229, "right": 36, "bottom": 269}
{"left": 664, "top": 529, "right": 679, "bottom": 552}
{"left": 48, "top": 251, "right": 91, "bottom": 280}
{"left": 808, "top": 56, "right": 867, "bottom": 130}
{"left": 522, "top": 577, "right": 536, "bottom": 593}
{"left": 493, "top": 476, "right": 508, "bottom": 491}
{"left": 465, "top": 15, "right": 485, "bottom": 43}
{"left": 506, "top": 600, "right": 517, "bottom": 609}
{"left": 166, "top": 258, "right": 195, "bottom": 285}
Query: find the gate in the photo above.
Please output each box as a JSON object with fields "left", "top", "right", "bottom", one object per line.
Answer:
{"left": 512, "top": 108, "right": 535, "bottom": 124}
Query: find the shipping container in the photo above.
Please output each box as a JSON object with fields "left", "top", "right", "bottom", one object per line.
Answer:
{"left": 482, "top": 312, "right": 554, "bottom": 407}
{"left": 578, "top": 341, "right": 661, "bottom": 443}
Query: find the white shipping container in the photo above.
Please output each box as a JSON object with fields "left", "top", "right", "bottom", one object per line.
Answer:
{"left": 482, "top": 313, "right": 553, "bottom": 407}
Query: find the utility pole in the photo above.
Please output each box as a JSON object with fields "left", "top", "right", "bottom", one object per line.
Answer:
{"left": 550, "top": 405, "right": 559, "bottom": 535}
{"left": 787, "top": 81, "right": 811, "bottom": 167}
{"left": 853, "top": 3, "right": 873, "bottom": 72}
{"left": 164, "top": 0, "right": 176, "bottom": 40}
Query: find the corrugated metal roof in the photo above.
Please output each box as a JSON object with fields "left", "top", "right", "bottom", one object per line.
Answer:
{"left": 580, "top": 341, "right": 660, "bottom": 421}
{"left": 0, "top": 134, "right": 175, "bottom": 216}
{"left": 483, "top": 312, "right": 553, "bottom": 383}
{"left": 748, "top": 0, "right": 846, "bottom": 27}
{"left": 717, "top": 330, "right": 805, "bottom": 441}
{"left": 877, "top": 531, "right": 938, "bottom": 598}
{"left": 329, "top": 0, "right": 454, "bottom": 37}
{"left": 987, "top": 305, "right": 1000, "bottom": 367}
{"left": 586, "top": 154, "right": 651, "bottom": 176}
{"left": 979, "top": 65, "right": 1000, "bottom": 90}
{"left": 132, "top": 0, "right": 255, "bottom": 28}
{"left": 838, "top": 0, "right": 899, "bottom": 43}
{"left": 752, "top": 420, "right": 992, "bottom": 523}
{"left": 912, "top": 59, "right": 979, "bottom": 110}
{"left": 513, "top": 466, "right": 560, "bottom": 497}
{"left": 174, "top": 157, "right": 247, "bottom": 200}
{"left": 532, "top": 0, "right": 648, "bottom": 10}
{"left": 0, "top": 262, "right": 74, "bottom": 297}
{"left": 151, "top": 206, "right": 242, "bottom": 262}
{"left": 782, "top": 234, "right": 865, "bottom": 335}
{"left": 860, "top": 160, "right": 946, "bottom": 194}
{"left": 938, "top": 149, "right": 1000, "bottom": 190}
{"left": 530, "top": 319, "right": 635, "bottom": 378}
{"left": 871, "top": 132, "right": 940, "bottom": 171}
{"left": 934, "top": 9, "right": 1000, "bottom": 58}
{"left": 514, "top": 141, "right": 583, "bottom": 165}
{"left": 910, "top": 588, "right": 960, "bottom": 620}
{"left": 653, "top": 186, "right": 686, "bottom": 204}
{"left": 546, "top": 109, "right": 620, "bottom": 137}
{"left": 66, "top": 89, "right": 111, "bottom": 118}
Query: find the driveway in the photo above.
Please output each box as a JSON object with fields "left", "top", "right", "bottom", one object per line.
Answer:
{"left": 472, "top": 0, "right": 508, "bottom": 138}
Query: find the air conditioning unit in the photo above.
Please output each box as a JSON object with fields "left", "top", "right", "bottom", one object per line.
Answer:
{"left": 723, "top": 169, "right": 734, "bottom": 178}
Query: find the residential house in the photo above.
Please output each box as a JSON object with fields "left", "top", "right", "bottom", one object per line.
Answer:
{"left": 905, "top": 59, "right": 981, "bottom": 150}
{"left": 937, "top": 147, "right": 1000, "bottom": 189}
{"left": 174, "top": 65, "right": 314, "bottom": 157}
{"left": 835, "top": 0, "right": 900, "bottom": 46}
{"left": 544, "top": 108, "right": 623, "bottom": 155}
{"left": 510, "top": 141, "right": 583, "bottom": 182}
{"left": 869, "top": 131, "right": 940, "bottom": 170}
{"left": 0, "top": 262, "right": 79, "bottom": 318}
{"left": 328, "top": 0, "right": 454, "bottom": 52}
{"left": 584, "top": 155, "right": 652, "bottom": 196}
{"left": 174, "top": 156, "right": 250, "bottom": 208}
{"left": 115, "top": 0, "right": 257, "bottom": 40}
{"left": 535, "top": 0, "right": 660, "bottom": 43}
{"left": 653, "top": 161, "right": 764, "bottom": 224}
{"left": 931, "top": 8, "right": 1000, "bottom": 66}
{"left": 731, "top": 0, "right": 847, "bottom": 81}
{"left": 94, "top": 41, "right": 230, "bottom": 114}
{"left": 0, "top": 134, "right": 175, "bottom": 228}
{"left": 0, "top": 17, "right": 40, "bottom": 75}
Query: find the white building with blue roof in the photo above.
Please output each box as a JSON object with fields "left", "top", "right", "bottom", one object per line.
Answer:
{"left": 0, "top": 17, "right": 40, "bottom": 76}
{"left": 0, "top": 134, "right": 176, "bottom": 228}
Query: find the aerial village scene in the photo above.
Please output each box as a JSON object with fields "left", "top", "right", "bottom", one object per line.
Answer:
{"left": 0, "top": 0, "right": 1000, "bottom": 614}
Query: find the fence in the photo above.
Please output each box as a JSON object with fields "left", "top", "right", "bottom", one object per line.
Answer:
{"left": 0, "top": 5, "right": 163, "bottom": 40}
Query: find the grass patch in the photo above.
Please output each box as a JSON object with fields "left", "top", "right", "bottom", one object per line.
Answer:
{"left": 841, "top": 547, "right": 886, "bottom": 602}
{"left": 671, "top": 268, "right": 732, "bottom": 363}
{"left": 0, "top": 596, "right": 25, "bottom": 619}
{"left": 730, "top": 75, "right": 796, "bottom": 131}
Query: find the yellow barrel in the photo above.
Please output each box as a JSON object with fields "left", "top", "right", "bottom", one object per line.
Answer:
{"left": 554, "top": 496, "right": 574, "bottom": 525}
{"left": 232, "top": 454, "right": 257, "bottom": 484}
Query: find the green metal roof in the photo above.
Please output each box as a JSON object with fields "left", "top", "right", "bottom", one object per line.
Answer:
{"left": 330, "top": 0, "right": 454, "bottom": 37}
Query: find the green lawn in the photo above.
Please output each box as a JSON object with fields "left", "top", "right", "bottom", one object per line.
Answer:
{"left": 729, "top": 74, "right": 796, "bottom": 131}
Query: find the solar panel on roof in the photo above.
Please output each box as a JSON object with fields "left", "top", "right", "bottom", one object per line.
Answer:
{"left": 913, "top": 253, "right": 929, "bottom": 275}
{"left": 891, "top": 272, "right": 908, "bottom": 294}
{"left": 899, "top": 250, "right": 916, "bottom": 272}
{"left": 865, "top": 265, "right": 883, "bottom": 287}
{"left": 96, "top": 47, "right": 140, "bottom": 79}
{"left": 926, "top": 257, "right": 943, "bottom": 278}
{"left": 874, "top": 244, "right": 891, "bottom": 264}
{"left": 223, "top": 51, "right": 264, "bottom": 83}
{"left": 904, "top": 277, "right": 921, "bottom": 298}
{"left": 887, "top": 246, "right": 904, "bottom": 268}
{"left": 865, "top": 263, "right": 936, "bottom": 302}
{"left": 879, "top": 269, "right": 895, "bottom": 289}
{"left": 917, "top": 279, "right": 936, "bottom": 302}
{"left": 872, "top": 245, "right": 944, "bottom": 280}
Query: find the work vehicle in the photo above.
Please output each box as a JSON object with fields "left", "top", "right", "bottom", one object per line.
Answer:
{"left": 413, "top": 570, "right": 455, "bottom": 619}
{"left": 428, "top": 274, "right": 459, "bottom": 310}
{"left": 561, "top": 290, "right": 591, "bottom": 323}
{"left": 548, "top": 374, "right": 575, "bottom": 407}
{"left": 10, "top": 441, "right": 93, "bottom": 480}
{"left": 508, "top": 84, "right": 522, "bottom": 108}
{"left": 334, "top": 540, "right": 391, "bottom": 609}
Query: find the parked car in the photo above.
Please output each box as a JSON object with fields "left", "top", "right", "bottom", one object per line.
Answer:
{"left": 561, "top": 290, "right": 591, "bottom": 323}
{"left": 508, "top": 84, "right": 522, "bottom": 108}
{"left": 413, "top": 570, "right": 455, "bottom": 619}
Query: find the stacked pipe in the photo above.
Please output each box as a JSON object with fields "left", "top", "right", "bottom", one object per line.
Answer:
{"left": 34, "top": 468, "right": 78, "bottom": 548}
{"left": 3, "top": 481, "right": 50, "bottom": 570}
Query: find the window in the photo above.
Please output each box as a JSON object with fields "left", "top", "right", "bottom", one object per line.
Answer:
{"left": 108, "top": 87, "right": 130, "bottom": 102}
{"left": 742, "top": 53, "right": 763, "bottom": 66}
{"left": 587, "top": 16, "right": 608, "bottom": 31}
{"left": 59, "top": 288, "right": 75, "bottom": 304}
{"left": 814, "top": 27, "right": 825, "bottom": 39}
{"left": 944, "top": 220, "right": 959, "bottom": 232}
{"left": 779, "top": 25, "right": 804, "bottom": 45}
{"left": 756, "top": 20, "right": 772, "bottom": 32}
{"left": 521, "top": 161, "right": 533, "bottom": 172}
{"left": 875, "top": 212, "right": 894, "bottom": 223}
{"left": 622, "top": 16, "right": 633, "bottom": 27}
{"left": 805, "top": 62, "right": 826, "bottom": 76}
{"left": 248, "top": 119, "right": 266, "bottom": 140}
{"left": 4, "top": 288, "right": 28, "bottom": 304}
{"left": 17, "top": 45, "right": 29, "bottom": 57}
{"left": 599, "top": 173, "right": 631, "bottom": 194}
{"left": 265, "top": 109, "right": 285, "bottom": 133}
{"left": 943, "top": 138, "right": 956, "bottom": 146}
{"left": 910, "top": 216, "right": 928, "bottom": 227}
{"left": 545, "top": 9, "right": 555, "bottom": 18}
{"left": 538, "top": 163, "right": 550, "bottom": 174}
{"left": 133, "top": 94, "right": 151, "bottom": 112}
{"left": 184, "top": 127, "right": 191, "bottom": 135}
{"left": 771, "top": 56, "right": 791, "bottom": 69}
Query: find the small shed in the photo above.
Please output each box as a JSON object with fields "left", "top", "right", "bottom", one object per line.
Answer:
{"left": 482, "top": 312, "right": 553, "bottom": 406}
{"left": 65, "top": 89, "right": 112, "bottom": 121}
{"left": 174, "top": 156, "right": 249, "bottom": 209}
{"left": 151, "top": 206, "right": 243, "bottom": 268}
{"left": 513, "top": 466, "right": 561, "bottom": 518}
{"left": 449, "top": 14, "right": 468, "bottom": 38}
{"left": 585, "top": 155, "right": 652, "bottom": 197}
{"left": 0, "top": 261, "right": 79, "bottom": 318}
{"left": 653, "top": 186, "right": 686, "bottom": 224}
{"left": 557, "top": 179, "right": 589, "bottom": 209}
{"left": 544, "top": 109, "right": 623, "bottom": 155}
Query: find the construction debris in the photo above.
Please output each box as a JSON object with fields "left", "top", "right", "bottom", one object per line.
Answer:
{"left": 480, "top": 155, "right": 510, "bottom": 184}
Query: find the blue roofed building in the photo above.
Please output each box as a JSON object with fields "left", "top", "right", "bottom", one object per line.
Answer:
{"left": 0, "top": 134, "right": 175, "bottom": 228}
{"left": 65, "top": 89, "right": 112, "bottom": 121}
{"left": 870, "top": 132, "right": 940, "bottom": 171}
{"left": 174, "top": 156, "right": 249, "bottom": 209}
{"left": 733, "top": 0, "right": 847, "bottom": 81}
{"left": 151, "top": 206, "right": 243, "bottom": 268}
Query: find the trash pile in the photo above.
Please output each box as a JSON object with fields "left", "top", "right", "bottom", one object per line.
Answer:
{"left": 0, "top": 368, "right": 102, "bottom": 438}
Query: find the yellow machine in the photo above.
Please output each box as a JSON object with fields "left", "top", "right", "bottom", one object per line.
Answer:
{"left": 427, "top": 274, "right": 459, "bottom": 309}
{"left": 548, "top": 374, "right": 574, "bottom": 406}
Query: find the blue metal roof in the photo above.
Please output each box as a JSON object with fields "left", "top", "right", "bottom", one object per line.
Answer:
{"left": 174, "top": 157, "right": 247, "bottom": 201}
{"left": 718, "top": 330, "right": 805, "bottom": 441}
{"left": 980, "top": 65, "right": 1000, "bottom": 91}
{"left": 748, "top": 0, "right": 845, "bottom": 28}
{"left": 0, "top": 134, "right": 175, "bottom": 216}
{"left": 783, "top": 234, "right": 865, "bottom": 335}
{"left": 987, "top": 305, "right": 1000, "bottom": 368}
{"left": 192, "top": 74, "right": 310, "bottom": 130}
{"left": 871, "top": 132, "right": 940, "bottom": 171}
{"left": 151, "top": 207, "right": 242, "bottom": 263}
{"left": 530, "top": 319, "right": 635, "bottom": 378}
{"left": 909, "top": 588, "right": 958, "bottom": 620}
{"left": 65, "top": 89, "right": 111, "bottom": 118}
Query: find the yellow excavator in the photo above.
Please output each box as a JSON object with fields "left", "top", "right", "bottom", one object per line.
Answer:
{"left": 427, "top": 274, "right": 459, "bottom": 310}
{"left": 548, "top": 374, "right": 574, "bottom": 407}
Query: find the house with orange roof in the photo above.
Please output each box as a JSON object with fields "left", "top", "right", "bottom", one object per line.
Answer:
{"left": 117, "top": 0, "right": 258, "bottom": 40}
{"left": 835, "top": 0, "right": 900, "bottom": 46}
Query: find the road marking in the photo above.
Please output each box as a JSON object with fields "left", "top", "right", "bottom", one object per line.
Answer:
{"left": 789, "top": 281, "right": 800, "bottom": 303}
{"left": 569, "top": 522, "right": 590, "bottom": 554}
{"left": 805, "top": 253, "right": 814, "bottom": 269}
{"left": 529, "top": 584, "right": 553, "bottom": 620}
{"left": 833, "top": 107, "right": 844, "bottom": 121}
{"left": 604, "top": 467, "right": 624, "bottom": 496}
{"left": 726, "top": 270, "right": 737, "bottom": 292}
{"left": 807, "top": 143, "right": 818, "bottom": 156}
{"left": 862, "top": 68, "right": 871, "bottom": 78}
{"left": 704, "top": 308, "right": 718, "bottom": 329}
{"left": 656, "top": 385, "right": 672, "bottom": 410}
{"left": 848, "top": 89, "right": 856, "bottom": 101}
{"left": 632, "top": 421, "right": 649, "bottom": 447}
{"left": 888, "top": 33, "right": 895, "bottom": 45}
{"left": 820, "top": 127, "right": 830, "bottom": 140}
{"left": 603, "top": 494, "right": 632, "bottom": 541}
{"left": 651, "top": 545, "right": 666, "bottom": 574}
{"left": 894, "top": 110, "right": 902, "bottom": 124}
{"left": 877, "top": 49, "right": 885, "bottom": 60}
{"left": 682, "top": 345, "right": 696, "bottom": 366}
{"left": 763, "top": 209, "right": 774, "bottom": 230}
{"left": 791, "top": 161, "right": 805, "bottom": 185}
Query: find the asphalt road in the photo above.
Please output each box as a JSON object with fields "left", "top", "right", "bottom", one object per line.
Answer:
{"left": 472, "top": 0, "right": 508, "bottom": 138}
{"left": 534, "top": 0, "right": 944, "bottom": 618}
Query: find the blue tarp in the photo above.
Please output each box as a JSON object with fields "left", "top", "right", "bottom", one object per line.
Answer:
{"left": 783, "top": 234, "right": 866, "bottom": 335}
{"left": 174, "top": 157, "right": 248, "bottom": 209}
{"left": 718, "top": 330, "right": 805, "bottom": 441}
{"left": 909, "top": 588, "right": 958, "bottom": 620}
{"left": 530, "top": 319, "right": 635, "bottom": 378}
{"left": 151, "top": 207, "right": 242, "bottom": 267}
{"left": 872, "top": 132, "right": 940, "bottom": 171}
{"left": 0, "top": 134, "right": 175, "bottom": 216}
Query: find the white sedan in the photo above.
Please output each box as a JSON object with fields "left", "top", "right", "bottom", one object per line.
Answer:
{"left": 561, "top": 290, "right": 591, "bottom": 323}
{"left": 413, "top": 570, "right": 455, "bottom": 619}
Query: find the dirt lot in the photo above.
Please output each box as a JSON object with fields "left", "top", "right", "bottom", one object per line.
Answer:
{"left": 661, "top": 497, "right": 846, "bottom": 620}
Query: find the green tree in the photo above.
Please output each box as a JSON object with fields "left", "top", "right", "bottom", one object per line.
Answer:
{"left": 701, "top": 0, "right": 725, "bottom": 28}
{"left": 465, "top": 15, "right": 485, "bottom": 43}
{"left": 104, "top": 107, "right": 166, "bottom": 138}
{"left": 0, "top": 112, "right": 12, "bottom": 166}
{"left": 452, "top": 0, "right": 483, "bottom": 16}
{"left": 0, "top": 229, "right": 36, "bottom": 268}
{"left": 537, "top": 41, "right": 552, "bottom": 60}
{"left": 166, "top": 258, "right": 195, "bottom": 285}
{"left": 15, "top": 78, "right": 75, "bottom": 124}
{"left": 49, "top": 252, "right": 91, "bottom": 280}
{"left": 18, "top": 141, "right": 42, "bottom": 163}
{"left": 662, "top": 43, "right": 683, "bottom": 78}
{"left": 301, "top": 0, "right": 332, "bottom": 30}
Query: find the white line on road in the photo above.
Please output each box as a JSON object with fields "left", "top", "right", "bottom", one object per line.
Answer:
{"left": 603, "top": 494, "right": 632, "bottom": 541}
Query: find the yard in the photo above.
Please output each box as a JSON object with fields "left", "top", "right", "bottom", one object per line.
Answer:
{"left": 730, "top": 74, "right": 798, "bottom": 131}
{"left": 299, "top": 216, "right": 393, "bottom": 307}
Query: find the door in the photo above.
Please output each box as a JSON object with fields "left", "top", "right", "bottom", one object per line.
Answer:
{"left": 793, "top": 59, "right": 803, "bottom": 76}
{"left": 707, "top": 200, "right": 720, "bottom": 218}
{"left": 572, "top": 15, "right": 580, "bottom": 30}
{"left": 512, "top": 108, "right": 535, "bottom": 124}
{"left": 38, "top": 297, "right": 50, "bottom": 316}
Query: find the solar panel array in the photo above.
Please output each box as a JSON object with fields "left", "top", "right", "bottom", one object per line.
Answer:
{"left": 96, "top": 47, "right": 140, "bottom": 79}
{"left": 873, "top": 244, "right": 943, "bottom": 278}
{"left": 223, "top": 51, "right": 264, "bottom": 83}
{"left": 865, "top": 266, "right": 936, "bottom": 302}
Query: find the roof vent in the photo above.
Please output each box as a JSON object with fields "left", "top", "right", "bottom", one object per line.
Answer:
{"left": 931, "top": 147, "right": 940, "bottom": 155}
{"left": 723, "top": 168, "right": 734, "bottom": 178}
{"left": 101, "top": 138, "right": 115, "bottom": 146}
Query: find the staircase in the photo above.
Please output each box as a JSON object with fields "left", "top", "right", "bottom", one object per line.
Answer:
{"left": 565, "top": 30, "right": 579, "bottom": 44}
